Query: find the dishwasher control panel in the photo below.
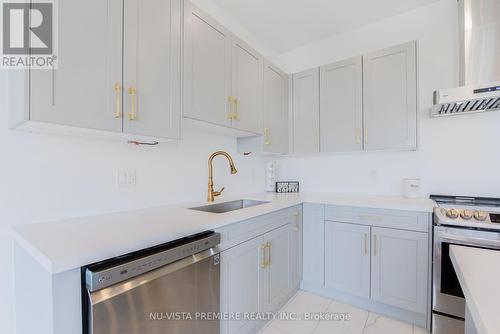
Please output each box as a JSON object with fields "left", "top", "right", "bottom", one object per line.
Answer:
{"left": 84, "top": 232, "right": 221, "bottom": 292}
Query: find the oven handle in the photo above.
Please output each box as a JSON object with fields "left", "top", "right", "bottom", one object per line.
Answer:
{"left": 88, "top": 246, "right": 220, "bottom": 305}
{"left": 436, "top": 231, "right": 500, "bottom": 248}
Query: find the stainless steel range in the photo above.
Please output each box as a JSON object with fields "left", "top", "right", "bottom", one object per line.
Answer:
{"left": 431, "top": 195, "right": 500, "bottom": 334}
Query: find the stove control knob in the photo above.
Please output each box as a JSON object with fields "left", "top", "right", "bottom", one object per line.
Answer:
{"left": 446, "top": 209, "right": 460, "bottom": 219}
{"left": 474, "top": 211, "right": 488, "bottom": 222}
{"left": 460, "top": 210, "right": 473, "bottom": 220}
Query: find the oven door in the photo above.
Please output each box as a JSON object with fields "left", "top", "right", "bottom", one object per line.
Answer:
{"left": 433, "top": 225, "right": 500, "bottom": 318}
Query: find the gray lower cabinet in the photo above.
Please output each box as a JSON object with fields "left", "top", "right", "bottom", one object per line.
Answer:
{"left": 220, "top": 206, "right": 302, "bottom": 334}
{"left": 371, "top": 226, "right": 428, "bottom": 313}
{"left": 325, "top": 221, "right": 370, "bottom": 298}
{"left": 221, "top": 236, "right": 263, "bottom": 334}
{"left": 303, "top": 204, "right": 430, "bottom": 327}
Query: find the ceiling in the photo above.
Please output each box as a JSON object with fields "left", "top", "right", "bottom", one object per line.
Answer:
{"left": 213, "top": 0, "right": 442, "bottom": 54}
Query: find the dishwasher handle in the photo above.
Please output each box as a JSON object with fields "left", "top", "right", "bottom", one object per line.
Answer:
{"left": 89, "top": 246, "right": 220, "bottom": 305}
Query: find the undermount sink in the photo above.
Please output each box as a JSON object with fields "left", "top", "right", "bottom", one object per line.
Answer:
{"left": 189, "top": 199, "right": 270, "bottom": 214}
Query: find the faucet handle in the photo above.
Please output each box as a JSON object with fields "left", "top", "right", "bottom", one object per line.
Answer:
{"left": 213, "top": 187, "right": 225, "bottom": 197}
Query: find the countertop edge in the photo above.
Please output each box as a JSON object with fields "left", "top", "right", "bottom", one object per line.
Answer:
{"left": 12, "top": 193, "right": 435, "bottom": 275}
{"left": 449, "top": 245, "right": 490, "bottom": 334}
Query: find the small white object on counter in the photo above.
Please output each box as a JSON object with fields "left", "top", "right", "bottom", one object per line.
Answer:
{"left": 402, "top": 178, "right": 420, "bottom": 198}
{"left": 266, "top": 162, "right": 277, "bottom": 192}
{"left": 450, "top": 245, "right": 500, "bottom": 334}
{"left": 11, "top": 192, "right": 435, "bottom": 274}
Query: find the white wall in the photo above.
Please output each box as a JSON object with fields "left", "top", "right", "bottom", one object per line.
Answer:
{"left": 0, "top": 74, "right": 266, "bottom": 333}
{"left": 276, "top": 0, "right": 500, "bottom": 197}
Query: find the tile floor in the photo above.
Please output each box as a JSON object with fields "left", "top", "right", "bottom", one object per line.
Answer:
{"left": 259, "top": 290, "right": 428, "bottom": 334}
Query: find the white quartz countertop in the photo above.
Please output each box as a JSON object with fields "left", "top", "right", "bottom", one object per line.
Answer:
{"left": 12, "top": 192, "right": 435, "bottom": 274}
{"left": 450, "top": 245, "right": 500, "bottom": 334}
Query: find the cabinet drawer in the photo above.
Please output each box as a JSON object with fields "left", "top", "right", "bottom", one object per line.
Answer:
{"left": 216, "top": 206, "right": 301, "bottom": 251}
{"left": 324, "top": 205, "right": 430, "bottom": 233}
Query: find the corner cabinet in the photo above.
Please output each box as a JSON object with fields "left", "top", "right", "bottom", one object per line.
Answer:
{"left": 219, "top": 206, "right": 302, "bottom": 334}
{"left": 292, "top": 68, "right": 320, "bottom": 154}
{"left": 10, "top": 0, "right": 182, "bottom": 143}
{"left": 363, "top": 42, "right": 417, "bottom": 151}
{"left": 237, "top": 61, "right": 289, "bottom": 154}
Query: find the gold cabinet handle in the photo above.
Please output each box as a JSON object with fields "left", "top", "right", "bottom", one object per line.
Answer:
{"left": 355, "top": 127, "right": 361, "bottom": 145}
{"left": 114, "top": 83, "right": 121, "bottom": 118}
{"left": 233, "top": 97, "right": 239, "bottom": 120}
{"left": 260, "top": 243, "right": 267, "bottom": 268}
{"left": 364, "top": 127, "right": 368, "bottom": 146}
{"left": 228, "top": 96, "right": 234, "bottom": 120}
{"left": 293, "top": 223, "right": 300, "bottom": 232}
{"left": 264, "top": 128, "right": 271, "bottom": 145}
{"left": 128, "top": 87, "right": 137, "bottom": 121}
{"left": 266, "top": 242, "right": 271, "bottom": 266}
{"left": 364, "top": 233, "right": 368, "bottom": 255}
{"left": 373, "top": 234, "right": 377, "bottom": 256}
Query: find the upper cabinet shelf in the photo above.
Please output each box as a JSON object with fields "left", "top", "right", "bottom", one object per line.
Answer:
{"left": 9, "top": 0, "right": 182, "bottom": 143}
{"left": 292, "top": 41, "right": 418, "bottom": 154}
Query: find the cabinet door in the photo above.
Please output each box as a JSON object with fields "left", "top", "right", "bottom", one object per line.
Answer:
{"left": 221, "top": 237, "right": 264, "bottom": 334}
{"left": 320, "top": 57, "right": 363, "bottom": 152}
{"left": 231, "top": 37, "right": 263, "bottom": 134}
{"left": 262, "top": 61, "right": 289, "bottom": 154}
{"left": 371, "top": 227, "right": 428, "bottom": 313}
{"left": 30, "top": 0, "right": 123, "bottom": 132}
{"left": 292, "top": 68, "right": 320, "bottom": 154}
{"left": 183, "top": 1, "right": 232, "bottom": 127}
{"left": 123, "top": 0, "right": 181, "bottom": 139}
{"left": 263, "top": 224, "right": 291, "bottom": 312}
{"left": 289, "top": 208, "right": 303, "bottom": 289}
{"left": 325, "top": 221, "right": 370, "bottom": 298}
{"left": 302, "top": 203, "right": 325, "bottom": 287}
{"left": 363, "top": 42, "right": 417, "bottom": 151}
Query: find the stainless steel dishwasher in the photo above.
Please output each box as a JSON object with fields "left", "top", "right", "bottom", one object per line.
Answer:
{"left": 82, "top": 231, "right": 221, "bottom": 334}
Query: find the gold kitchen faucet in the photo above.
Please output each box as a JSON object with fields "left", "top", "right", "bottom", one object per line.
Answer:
{"left": 207, "top": 151, "right": 238, "bottom": 202}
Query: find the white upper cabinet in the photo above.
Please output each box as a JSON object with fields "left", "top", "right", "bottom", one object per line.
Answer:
{"left": 320, "top": 57, "right": 363, "bottom": 152}
{"left": 15, "top": 0, "right": 182, "bottom": 142}
{"left": 30, "top": 0, "right": 123, "bottom": 132}
{"left": 183, "top": 0, "right": 232, "bottom": 127}
{"left": 237, "top": 60, "right": 289, "bottom": 154}
{"left": 363, "top": 42, "right": 417, "bottom": 151}
{"left": 231, "top": 37, "right": 263, "bottom": 134}
{"left": 123, "top": 0, "right": 181, "bottom": 139}
{"left": 293, "top": 68, "right": 320, "bottom": 154}
{"left": 183, "top": 1, "right": 268, "bottom": 137}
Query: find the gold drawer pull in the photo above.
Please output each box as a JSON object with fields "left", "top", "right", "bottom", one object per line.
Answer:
{"left": 260, "top": 244, "right": 267, "bottom": 268}
{"left": 114, "top": 83, "right": 121, "bottom": 118}
{"left": 228, "top": 96, "right": 234, "bottom": 119}
{"left": 266, "top": 242, "right": 271, "bottom": 266}
{"left": 128, "top": 87, "right": 137, "bottom": 121}
{"left": 233, "top": 97, "right": 239, "bottom": 120}
{"left": 264, "top": 128, "right": 271, "bottom": 145}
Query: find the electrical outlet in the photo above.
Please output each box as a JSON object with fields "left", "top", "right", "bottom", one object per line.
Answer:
{"left": 116, "top": 169, "right": 137, "bottom": 188}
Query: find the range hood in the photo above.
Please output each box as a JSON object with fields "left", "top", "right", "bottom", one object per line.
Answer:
{"left": 432, "top": 0, "right": 500, "bottom": 117}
